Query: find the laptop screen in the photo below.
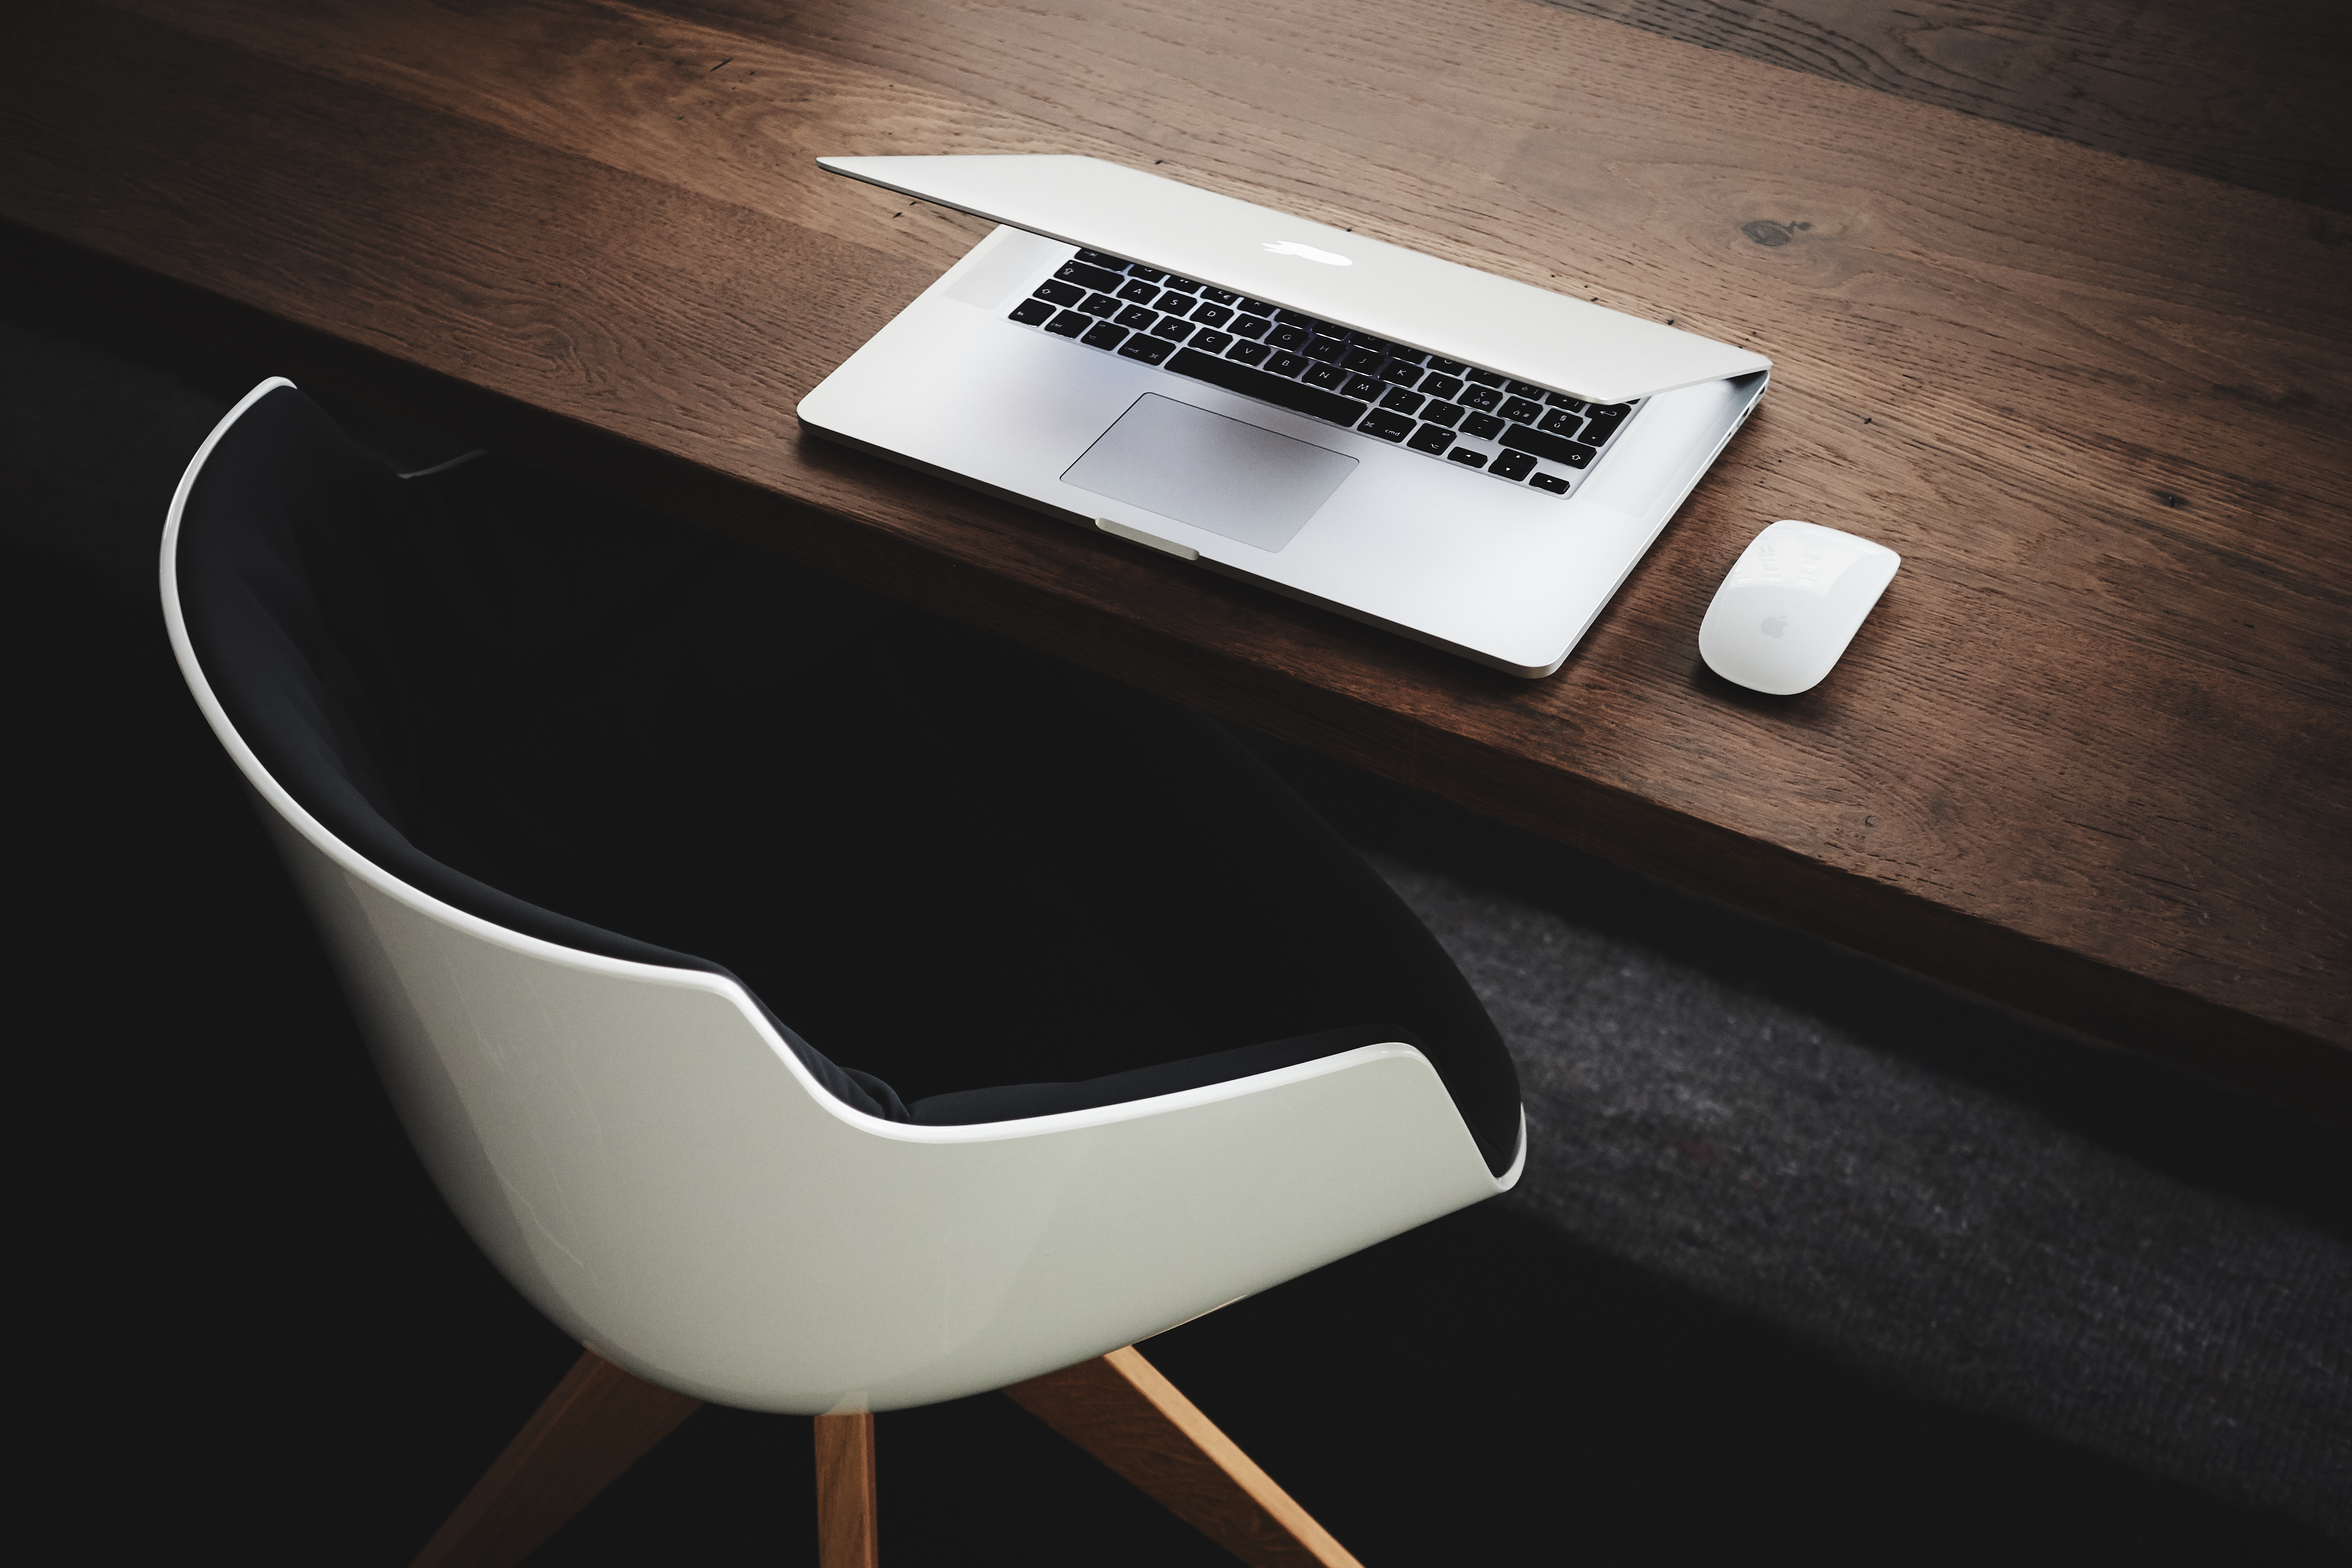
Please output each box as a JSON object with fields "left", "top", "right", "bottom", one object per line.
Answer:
{"left": 820, "top": 154, "right": 1770, "bottom": 405}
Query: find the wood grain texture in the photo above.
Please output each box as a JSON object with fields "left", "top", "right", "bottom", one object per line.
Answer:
{"left": 813, "top": 1412, "right": 879, "bottom": 1568}
{"left": 1003, "top": 1348, "right": 1362, "bottom": 1568}
{"left": 1536, "top": 0, "right": 2352, "bottom": 212}
{"left": 409, "top": 1349, "right": 702, "bottom": 1568}
{"left": 1, "top": 0, "right": 2344, "bottom": 1119}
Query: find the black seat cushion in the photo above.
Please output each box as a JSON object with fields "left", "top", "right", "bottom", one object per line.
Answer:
{"left": 174, "top": 387, "right": 1521, "bottom": 1171}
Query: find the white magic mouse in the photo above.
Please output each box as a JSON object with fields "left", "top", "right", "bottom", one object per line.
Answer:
{"left": 1698, "top": 520, "right": 1901, "bottom": 695}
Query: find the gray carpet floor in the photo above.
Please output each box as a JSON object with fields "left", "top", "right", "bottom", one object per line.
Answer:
{"left": 1346, "top": 821, "right": 2351, "bottom": 1536}
{"left": 7, "top": 294, "right": 2346, "bottom": 1560}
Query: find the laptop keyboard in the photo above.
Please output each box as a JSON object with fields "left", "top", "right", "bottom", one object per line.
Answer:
{"left": 1004, "top": 248, "right": 1641, "bottom": 496}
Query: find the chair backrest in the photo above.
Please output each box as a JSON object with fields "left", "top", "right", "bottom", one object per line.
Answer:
{"left": 164, "top": 381, "right": 1516, "bottom": 1412}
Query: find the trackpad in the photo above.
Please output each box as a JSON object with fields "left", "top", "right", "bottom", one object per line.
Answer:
{"left": 1062, "top": 394, "right": 1356, "bottom": 553}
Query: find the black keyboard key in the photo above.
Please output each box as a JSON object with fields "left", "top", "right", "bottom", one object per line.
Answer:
{"left": 1341, "top": 346, "right": 1386, "bottom": 374}
{"left": 1343, "top": 374, "right": 1385, "bottom": 401}
{"left": 1150, "top": 316, "right": 1196, "bottom": 342}
{"left": 1349, "top": 335, "right": 1394, "bottom": 355}
{"left": 1191, "top": 329, "right": 1235, "bottom": 355}
{"left": 1079, "top": 293, "right": 1121, "bottom": 318}
{"left": 1154, "top": 289, "right": 1196, "bottom": 312}
{"left": 1075, "top": 248, "right": 1130, "bottom": 269}
{"left": 1045, "top": 309, "right": 1091, "bottom": 338}
{"left": 1544, "top": 392, "right": 1587, "bottom": 411}
{"left": 1422, "top": 401, "right": 1465, "bottom": 427}
{"left": 1458, "top": 384, "right": 1501, "bottom": 410}
{"left": 1465, "top": 368, "right": 1505, "bottom": 387}
{"left": 1191, "top": 302, "right": 1234, "bottom": 328}
{"left": 1306, "top": 336, "right": 1347, "bottom": 362}
{"left": 1118, "top": 279, "right": 1161, "bottom": 304}
{"left": 1407, "top": 422, "right": 1454, "bottom": 455}
{"left": 1379, "top": 385, "right": 1425, "bottom": 415}
{"left": 1237, "top": 297, "right": 1278, "bottom": 316}
{"left": 1490, "top": 450, "right": 1537, "bottom": 481}
{"left": 1266, "top": 350, "right": 1310, "bottom": 377}
{"left": 1119, "top": 334, "right": 1174, "bottom": 365}
{"left": 1499, "top": 396, "right": 1543, "bottom": 424}
{"left": 1274, "top": 309, "right": 1323, "bottom": 328}
{"left": 1528, "top": 471, "right": 1572, "bottom": 495}
{"left": 1358, "top": 409, "right": 1414, "bottom": 442}
{"left": 1447, "top": 447, "right": 1487, "bottom": 468}
{"left": 1199, "top": 286, "right": 1238, "bottom": 305}
{"left": 1579, "top": 403, "right": 1633, "bottom": 443}
{"left": 1034, "top": 278, "right": 1087, "bottom": 306}
{"left": 1461, "top": 411, "right": 1506, "bottom": 439}
{"left": 1386, "top": 349, "right": 1427, "bottom": 366}
{"left": 1116, "top": 304, "right": 1159, "bottom": 330}
{"left": 1166, "top": 347, "right": 1370, "bottom": 425}
{"left": 1427, "top": 356, "right": 1468, "bottom": 375}
{"left": 1379, "top": 361, "right": 1423, "bottom": 385}
{"left": 1162, "top": 276, "right": 1203, "bottom": 293}
{"left": 1420, "top": 373, "right": 1464, "bottom": 400}
{"left": 1056, "top": 261, "right": 1124, "bottom": 293}
{"left": 1303, "top": 361, "right": 1349, "bottom": 390}
{"left": 1126, "top": 265, "right": 1166, "bottom": 283}
{"left": 1538, "top": 407, "right": 1583, "bottom": 437}
{"left": 1008, "top": 298, "right": 1056, "bottom": 326}
{"left": 1267, "top": 323, "right": 1310, "bottom": 350}
{"left": 1082, "top": 321, "right": 1128, "bottom": 351}
{"left": 1226, "top": 339, "right": 1271, "bottom": 365}
{"left": 1501, "top": 424, "right": 1598, "bottom": 467}
{"left": 1229, "top": 315, "right": 1272, "bottom": 340}
{"left": 1506, "top": 379, "right": 1546, "bottom": 398}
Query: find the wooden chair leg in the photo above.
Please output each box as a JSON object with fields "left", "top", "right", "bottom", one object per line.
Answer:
{"left": 409, "top": 1349, "right": 702, "bottom": 1568}
{"left": 1002, "top": 1346, "right": 1363, "bottom": 1568}
{"left": 813, "top": 1412, "right": 880, "bottom": 1568}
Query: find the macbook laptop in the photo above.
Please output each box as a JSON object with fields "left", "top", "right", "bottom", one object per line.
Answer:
{"left": 798, "top": 155, "right": 1770, "bottom": 676}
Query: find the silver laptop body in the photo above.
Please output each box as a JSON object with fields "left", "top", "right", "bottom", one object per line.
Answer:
{"left": 798, "top": 156, "right": 1769, "bottom": 676}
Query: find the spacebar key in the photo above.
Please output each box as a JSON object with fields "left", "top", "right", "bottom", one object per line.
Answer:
{"left": 1166, "top": 349, "right": 1368, "bottom": 426}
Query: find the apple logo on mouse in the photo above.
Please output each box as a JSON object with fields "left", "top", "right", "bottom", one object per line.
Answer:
{"left": 1761, "top": 616, "right": 1788, "bottom": 638}
{"left": 1263, "top": 241, "right": 1352, "bottom": 266}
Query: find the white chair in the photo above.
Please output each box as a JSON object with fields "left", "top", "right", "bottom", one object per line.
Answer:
{"left": 163, "top": 379, "right": 1523, "bottom": 1567}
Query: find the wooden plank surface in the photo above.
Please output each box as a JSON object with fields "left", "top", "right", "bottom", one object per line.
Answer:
{"left": 3, "top": 0, "right": 2345, "bottom": 1118}
{"left": 1538, "top": 0, "right": 2352, "bottom": 212}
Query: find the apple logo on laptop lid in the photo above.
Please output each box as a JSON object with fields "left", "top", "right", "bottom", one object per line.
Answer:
{"left": 1263, "top": 241, "right": 1352, "bottom": 266}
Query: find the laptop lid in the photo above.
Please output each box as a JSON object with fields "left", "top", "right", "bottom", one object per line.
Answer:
{"left": 820, "top": 154, "right": 1770, "bottom": 406}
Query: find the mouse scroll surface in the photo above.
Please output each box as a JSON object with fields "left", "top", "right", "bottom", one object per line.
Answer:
{"left": 1699, "top": 520, "right": 1900, "bottom": 695}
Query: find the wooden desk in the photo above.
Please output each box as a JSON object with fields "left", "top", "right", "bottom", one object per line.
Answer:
{"left": 6, "top": 1, "right": 2345, "bottom": 1120}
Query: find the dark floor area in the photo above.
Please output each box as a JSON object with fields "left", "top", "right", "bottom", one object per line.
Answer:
{"left": 7, "top": 293, "right": 2347, "bottom": 1564}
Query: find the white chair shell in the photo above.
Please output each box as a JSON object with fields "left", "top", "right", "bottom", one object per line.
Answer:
{"left": 162, "top": 379, "right": 1522, "bottom": 1415}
